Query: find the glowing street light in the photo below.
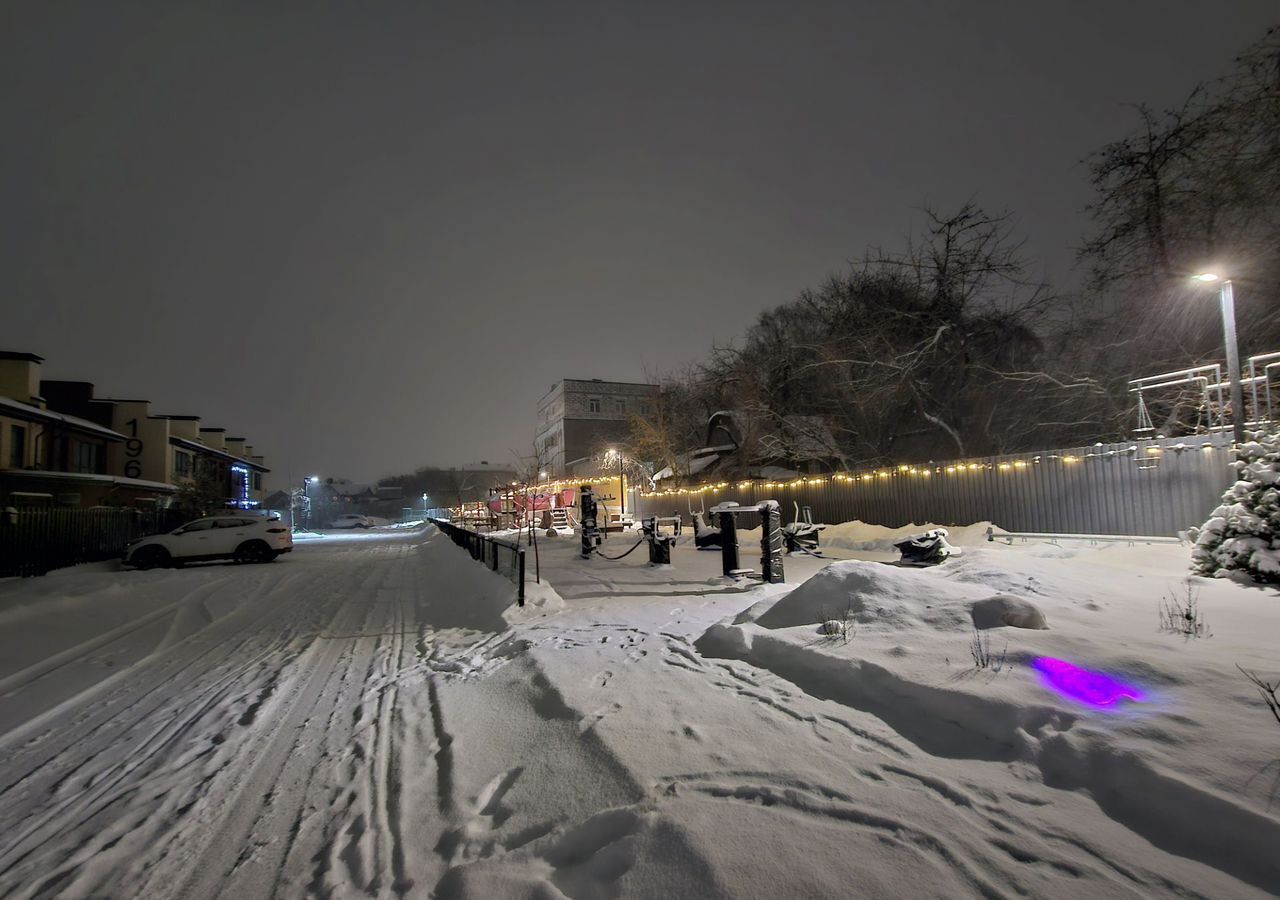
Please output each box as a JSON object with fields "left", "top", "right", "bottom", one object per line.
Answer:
{"left": 606, "top": 448, "right": 626, "bottom": 516}
{"left": 1192, "top": 271, "right": 1245, "bottom": 443}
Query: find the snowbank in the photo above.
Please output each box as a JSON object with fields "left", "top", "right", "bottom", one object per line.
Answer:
{"left": 697, "top": 541, "right": 1280, "bottom": 891}
{"left": 753, "top": 559, "right": 988, "bottom": 630}
{"left": 819, "top": 519, "right": 1003, "bottom": 554}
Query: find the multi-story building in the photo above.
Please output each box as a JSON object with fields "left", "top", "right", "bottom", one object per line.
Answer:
{"left": 535, "top": 379, "right": 659, "bottom": 476}
{"left": 0, "top": 350, "right": 270, "bottom": 508}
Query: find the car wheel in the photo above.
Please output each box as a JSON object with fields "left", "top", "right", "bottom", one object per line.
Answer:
{"left": 133, "top": 546, "right": 170, "bottom": 571}
{"left": 234, "top": 540, "right": 274, "bottom": 564}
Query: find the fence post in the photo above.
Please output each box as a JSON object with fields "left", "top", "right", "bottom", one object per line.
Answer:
{"left": 517, "top": 548, "right": 526, "bottom": 606}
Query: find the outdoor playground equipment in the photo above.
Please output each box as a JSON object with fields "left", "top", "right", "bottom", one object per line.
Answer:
{"left": 579, "top": 484, "right": 681, "bottom": 565}
{"left": 641, "top": 515, "right": 681, "bottom": 565}
{"left": 580, "top": 487, "right": 788, "bottom": 580}
{"left": 893, "top": 528, "right": 961, "bottom": 566}
{"left": 782, "top": 503, "right": 824, "bottom": 554}
{"left": 709, "top": 500, "right": 785, "bottom": 584}
{"left": 692, "top": 511, "right": 722, "bottom": 550}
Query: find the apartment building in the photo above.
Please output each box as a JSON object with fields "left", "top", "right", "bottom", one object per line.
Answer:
{"left": 534, "top": 379, "right": 659, "bottom": 476}
{"left": 0, "top": 351, "right": 269, "bottom": 508}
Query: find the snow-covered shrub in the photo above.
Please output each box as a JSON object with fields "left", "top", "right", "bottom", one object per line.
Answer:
{"left": 1191, "top": 429, "right": 1280, "bottom": 584}
{"left": 969, "top": 629, "right": 1008, "bottom": 671}
{"left": 1158, "top": 580, "right": 1211, "bottom": 638}
{"left": 817, "top": 604, "right": 856, "bottom": 644}
{"left": 1236, "top": 665, "right": 1280, "bottom": 728}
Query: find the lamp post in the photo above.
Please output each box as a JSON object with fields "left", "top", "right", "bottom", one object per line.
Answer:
{"left": 422, "top": 492, "right": 429, "bottom": 515}
{"left": 608, "top": 448, "right": 626, "bottom": 516}
{"left": 1193, "top": 273, "right": 1246, "bottom": 443}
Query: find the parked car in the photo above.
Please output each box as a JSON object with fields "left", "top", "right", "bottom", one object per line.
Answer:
{"left": 122, "top": 515, "right": 293, "bottom": 569}
{"left": 329, "top": 514, "right": 375, "bottom": 529}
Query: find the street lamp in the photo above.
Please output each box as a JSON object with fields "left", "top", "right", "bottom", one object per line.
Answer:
{"left": 422, "top": 492, "right": 429, "bottom": 513}
{"left": 1192, "top": 272, "right": 1246, "bottom": 443}
{"left": 607, "top": 448, "right": 625, "bottom": 516}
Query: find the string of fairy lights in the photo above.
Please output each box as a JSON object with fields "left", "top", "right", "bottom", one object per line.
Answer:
{"left": 496, "top": 439, "right": 1229, "bottom": 500}
{"left": 635, "top": 439, "right": 1230, "bottom": 498}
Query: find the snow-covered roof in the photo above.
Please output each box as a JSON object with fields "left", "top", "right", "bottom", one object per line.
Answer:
{"left": 0, "top": 396, "right": 126, "bottom": 441}
{"left": 169, "top": 436, "right": 270, "bottom": 472}
{"left": 2, "top": 469, "right": 177, "bottom": 492}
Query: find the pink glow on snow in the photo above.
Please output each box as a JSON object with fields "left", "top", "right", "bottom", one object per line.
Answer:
{"left": 1032, "top": 657, "right": 1145, "bottom": 708}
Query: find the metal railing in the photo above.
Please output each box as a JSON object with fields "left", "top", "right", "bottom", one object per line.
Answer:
{"left": 429, "top": 518, "right": 525, "bottom": 606}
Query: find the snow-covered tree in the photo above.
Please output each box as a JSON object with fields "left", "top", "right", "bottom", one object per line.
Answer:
{"left": 1192, "top": 430, "right": 1280, "bottom": 584}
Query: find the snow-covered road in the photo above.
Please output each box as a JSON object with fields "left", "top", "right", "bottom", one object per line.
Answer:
{"left": 0, "top": 526, "right": 1275, "bottom": 898}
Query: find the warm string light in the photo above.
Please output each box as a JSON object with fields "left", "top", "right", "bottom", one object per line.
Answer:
{"left": 636, "top": 440, "right": 1227, "bottom": 497}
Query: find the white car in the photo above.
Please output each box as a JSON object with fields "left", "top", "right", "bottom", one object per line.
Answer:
{"left": 123, "top": 515, "right": 293, "bottom": 569}
{"left": 329, "top": 514, "right": 375, "bottom": 529}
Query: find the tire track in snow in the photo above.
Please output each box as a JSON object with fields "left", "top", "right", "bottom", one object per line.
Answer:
{"left": 0, "top": 549, "right": 400, "bottom": 899}
{"left": 173, "top": 552, "right": 403, "bottom": 900}
{"left": 0, "top": 570, "right": 322, "bottom": 886}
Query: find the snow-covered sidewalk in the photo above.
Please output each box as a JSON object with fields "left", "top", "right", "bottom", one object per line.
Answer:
{"left": 0, "top": 524, "right": 1276, "bottom": 898}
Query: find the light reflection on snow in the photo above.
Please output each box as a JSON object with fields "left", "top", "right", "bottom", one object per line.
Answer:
{"left": 1032, "top": 657, "right": 1145, "bottom": 708}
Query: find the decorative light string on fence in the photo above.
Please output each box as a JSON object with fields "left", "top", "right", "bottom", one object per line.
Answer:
{"left": 634, "top": 439, "right": 1229, "bottom": 498}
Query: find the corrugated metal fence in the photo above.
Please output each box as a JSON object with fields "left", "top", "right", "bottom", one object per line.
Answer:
{"left": 634, "top": 435, "right": 1236, "bottom": 537}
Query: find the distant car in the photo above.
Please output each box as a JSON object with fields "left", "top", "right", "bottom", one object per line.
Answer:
{"left": 329, "top": 514, "right": 375, "bottom": 529}
{"left": 122, "top": 515, "right": 293, "bottom": 569}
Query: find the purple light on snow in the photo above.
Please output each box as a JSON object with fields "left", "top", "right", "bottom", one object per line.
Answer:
{"left": 1032, "top": 657, "right": 1145, "bottom": 708}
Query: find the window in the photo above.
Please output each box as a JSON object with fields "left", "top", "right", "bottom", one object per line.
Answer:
{"left": 640, "top": 401, "right": 651, "bottom": 415}
{"left": 73, "top": 441, "right": 103, "bottom": 474}
{"left": 182, "top": 520, "right": 215, "bottom": 532}
{"left": 9, "top": 425, "right": 25, "bottom": 468}
{"left": 613, "top": 399, "right": 626, "bottom": 414}
{"left": 588, "top": 397, "right": 601, "bottom": 413}
{"left": 252, "top": 472, "right": 262, "bottom": 491}
{"left": 174, "top": 450, "right": 192, "bottom": 478}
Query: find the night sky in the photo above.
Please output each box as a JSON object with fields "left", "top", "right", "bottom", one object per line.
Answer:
{"left": 4, "top": 2, "right": 1275, "bottom": 486}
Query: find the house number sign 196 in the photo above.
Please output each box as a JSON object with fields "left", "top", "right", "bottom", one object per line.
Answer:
{"left": 124, "top": 419, "right": 144, "bottom": 479}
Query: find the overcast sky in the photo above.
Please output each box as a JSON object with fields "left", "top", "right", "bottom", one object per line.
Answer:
{"left": 3, "top": 2, "right": 1275, "bottom": 486}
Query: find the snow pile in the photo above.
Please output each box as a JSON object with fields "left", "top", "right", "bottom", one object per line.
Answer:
{"left": 754, "top": 559, "right": 987, "bottom": 630}
{"left": 697, "top": 540, "right": 1280, "bottom": 894}
{"left": 970, "top": 594, "right": 1047, "bottom": 629}
{"left": 1192, "top": 429, "right": 1280, "bottom": 584}
{"left": 819, "top": 519, "right": 1003, "bottom": 553}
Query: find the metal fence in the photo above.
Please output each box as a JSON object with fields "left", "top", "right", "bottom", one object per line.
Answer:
{"left": 0, "top": 507, "right": 189, "bottom": 577}
{"left": 429, "top": 518, "right": 526, "bottom": 606}
{"left": 635, "top": 434, "right": 1237, "bottom": 537}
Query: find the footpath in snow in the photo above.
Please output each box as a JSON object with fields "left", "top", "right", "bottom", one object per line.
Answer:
{"left": 0, "top": 522, "right": 1277, "bottom": 898}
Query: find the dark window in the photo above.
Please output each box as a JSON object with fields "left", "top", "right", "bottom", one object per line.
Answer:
{"left": 174, "top": 450, "right": 192, "bottom": 477}
{"left": 73, "top": 440, "right": 103, "bottom": 474}
{"left": 613, "top": 399, "right": 626, "bottom": 414}
{"left": 588, "top": 397, "right": 601, "bottom": 413}
{"left": 252, "top": 472, "right": 262, "bottom": 490}
{"left": 640, "top": 401, "right": 651, "bottom": 415}
{"left": 183, "top": 519, "right": 215, "bottom": 532}
{"left": 9, "top": 425, "right": 25, "bottom": 468}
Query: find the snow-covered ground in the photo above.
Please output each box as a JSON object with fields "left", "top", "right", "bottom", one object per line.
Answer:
{"left": 0, "top": 523, "right": 1276, "bottom": 898}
